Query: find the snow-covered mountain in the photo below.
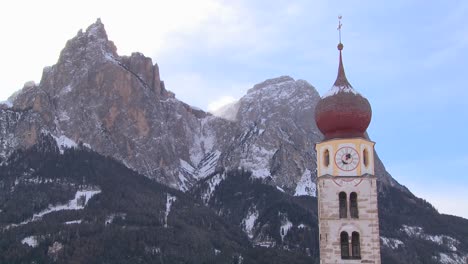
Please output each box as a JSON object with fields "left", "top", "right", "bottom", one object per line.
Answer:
{"left": 0, "top": 20, "right": 467, "bottom": 264}
{"left": 218, "top": 76, "right": 321, "bottom": 194}
{"left": 0, "top": 20, "right": 400, "bottom": 195}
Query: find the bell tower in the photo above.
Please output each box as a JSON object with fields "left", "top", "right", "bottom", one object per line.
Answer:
{"left": 315, "top": 17, "right": 381, "bottom": 264}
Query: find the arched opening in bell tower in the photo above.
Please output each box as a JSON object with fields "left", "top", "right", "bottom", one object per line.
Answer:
{"left": 339, "top": 192, "right": 347, "bottom": 218}
{"left": 350, "top": 192, "right": 359, "bottom": 218}
{"left": 323, "top": 149, "right": 330, "bottom": 167}
{"left": 340, "top": 231, "right": 350, "bottom": 259}
{"left": 363, "top": 148, "right": 369, "bottom": 167}
{"left": 351, "top": 232, "right": 361, "bottom": 259}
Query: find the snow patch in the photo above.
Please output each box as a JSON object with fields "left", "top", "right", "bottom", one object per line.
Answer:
{"left": 52, "top": 135, "right": 77, "bottom": 154}
{"left": 14, "top": 177, "right": 77, "bottom": 187}
{"left": 239, "top": 145, "right": 275, "bottom": 179}
{"left": 21, "top": 236, "right": 39, "bottom": 247}
{"left": 180, "top": 159, "right": 195, "bottom": 175}
{"left": 189, "top": 117, "right": 216, "bottom": 166}
{"left": 380, "top": 236, "right": 404, "bottom": 250}
{"left": 242, "top": 207, "right": 259, "bottom": 239}
{"left": 437, "top": 252, "right": 466, "bottom": 264}
{"left": 58, "top": 111, "right": 71, "bottom": 121}
{"left": 323, "top": 85, "right": 359, "bottom": 98}
{"left": 276, "top": 186, "right": 285, "bottom": 192}
{"left": 279, "top": 215, "right": 293, "bottom": 242}
{"left": 401, "top": 225, "right": 460, "bottom": 251}
{"left": 177, "top": 172, "right": 189, "bottom": 192}
{"left": 236, "top": 254, "right": 244, "bottom": 264}
{"left": 4, "top": 187, "right": 100, "bottom": 230}
{"left": 32, "top": 188, "right": 101, "bottom": 221}
{"left": 201, "top": 172, "right": 226, "bottom": 205}
{"left": 179, "top": 151, "right": 221, "bottom": 183}
{"left": 65, "top": 220, "right": 82, "bottom": 225}
{"left": 294, "top": 169, "right": 316, "bottom": 197}
{"left": 195, "top": 150, "right": 221, "bottom": 179}
{"left": 60, "top": 84, "right": 73, "bottom": 95}
{"left": 253, "top": 238, "right": 276, "bottom": 248}
{"left": 401, "top": 225, "right": 423, "bottom": 237}
{"left": 105, "top": 215, "right": 115, "bottom": 225}
{"left": 164, "top": 193, "right": 177, "bottom": 228}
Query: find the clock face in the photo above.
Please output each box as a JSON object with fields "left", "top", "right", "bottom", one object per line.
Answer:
{"left": 335, "top": 147, "right": 360, "bottom": 171}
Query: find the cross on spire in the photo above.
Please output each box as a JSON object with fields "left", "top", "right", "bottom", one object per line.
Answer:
{"left": 337, "top": 15, "right": 343, "bottom": 44}
{"left": 337, "top": 15, "right": 344, "bottom": 51}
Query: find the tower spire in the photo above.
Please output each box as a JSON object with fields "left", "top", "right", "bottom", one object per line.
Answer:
{"left": 333, "top": 15, "right": 352, "bottom": 89}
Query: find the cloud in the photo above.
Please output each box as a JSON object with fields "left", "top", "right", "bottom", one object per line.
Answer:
{"left": 163, "top": 71, "right": 252, "bottom": 111}
{"left": 207, "top": 96, "right": 237, "bottom": 112}
{"left": 0, "top": 0, "right": 250, "bottom": 100}
{"left": 163, "top": 72, "right": 208, "bottom": 107}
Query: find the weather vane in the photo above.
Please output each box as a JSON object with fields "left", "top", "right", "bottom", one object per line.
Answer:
{"left": 337, "top": 15, "right": 343, "bottom": 44}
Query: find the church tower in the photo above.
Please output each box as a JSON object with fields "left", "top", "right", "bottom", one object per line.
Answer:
{"left": 315, "top": 17, "right": 381, "bottom": 263}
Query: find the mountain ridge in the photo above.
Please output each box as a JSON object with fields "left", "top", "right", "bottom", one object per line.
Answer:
{"left": 0, "top": 19, "right": 466, "bottom": 263}
{"left": 1, "top": 19, "right": 402, "bottom": 195}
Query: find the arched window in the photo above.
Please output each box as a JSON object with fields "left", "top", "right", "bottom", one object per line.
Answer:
{"left": 351, "top": 232, "right": 361, "bottom": 259}
{"left": 350, "top": 192, "right": 359, "bottom": 218}
{"left": 339, "top": 192, "right": 347, "bottom": 218}
{"left": 363, "top": 148, "right": 369, "bottom": 167}
{"left": 323, "top": 149, "right": 330, "bottom": 167}
{"left": 340, "top": 232, "right": 349, "bottom": 259}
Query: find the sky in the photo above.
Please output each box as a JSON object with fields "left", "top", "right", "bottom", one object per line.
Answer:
{"left": 0, "top": 0, "right": 467, "bottom": 218}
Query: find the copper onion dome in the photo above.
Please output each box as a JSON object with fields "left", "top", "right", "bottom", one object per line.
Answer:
{"left": 315, "top": 42, "right": 372, "bottom": 140}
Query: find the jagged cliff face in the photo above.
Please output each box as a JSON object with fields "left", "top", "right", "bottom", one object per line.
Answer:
{"left": 3, "top": 20, "right": 231, "bottom": 189}
{"left": 218, "top": 76, "right": 321, "bottom": 194}
{"left": 1, "top": 19, "right": 399, "bottom": 194}
{"left": 0, "top": 109, "right": 44, "bottom": 160}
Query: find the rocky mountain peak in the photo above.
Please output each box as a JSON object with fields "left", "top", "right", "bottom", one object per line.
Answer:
{"left": 248, "top": 75, "right": 295, "bottom": 93}
{"left": 240, "top": 76, "right": 320, "bottom": 122}
{"left": 242, "top": 76, "right": 320, "bottom": 110}
{"left": 57, "top": 18, "right": 117, "bottom": 67}
{"left": 84, "top": 18, "right": 107, "bottom": 39}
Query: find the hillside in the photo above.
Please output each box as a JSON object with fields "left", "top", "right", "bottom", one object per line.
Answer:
{"left": 0, "top": 135, "right": 316, "bottom": 264}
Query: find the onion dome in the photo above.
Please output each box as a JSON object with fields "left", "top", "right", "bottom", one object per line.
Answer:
{"left": 315, "top": 43, "right": 372, "bottom": 140}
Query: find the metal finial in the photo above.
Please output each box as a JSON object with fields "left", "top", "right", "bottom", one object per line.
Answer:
{"left": 333, "top": 15, "right": 351, "bottom": 88}
{"left": 337, "top": 15, "right": 343, "bottom": 50}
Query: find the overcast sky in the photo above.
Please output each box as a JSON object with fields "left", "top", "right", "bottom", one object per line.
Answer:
{"left": 1, "top": 0, "right": 467, "bottom": 218}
